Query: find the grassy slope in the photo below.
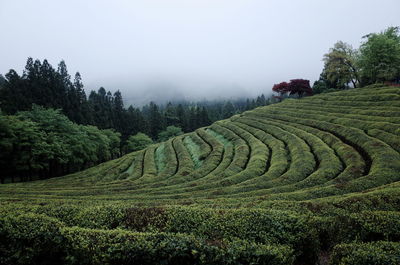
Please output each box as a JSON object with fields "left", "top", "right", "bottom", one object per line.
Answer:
{"left": 1, "top": 85, "right": 400, "bottom": 265}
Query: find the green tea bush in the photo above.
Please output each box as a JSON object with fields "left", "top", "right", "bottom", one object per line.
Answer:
{"left": 0, "top": 213, "right": 66, "bottom": 265}
{"left": 211, "top": 123, "right": 249, "bottom": 176}
{"left": 184, "top": 135, "right": 203, "bottom": 168}
{"left": 0, "top": 213, "right": 294, "bottom": 265}
{"left": 138, "top": 145, "right": 159, "bottom": 182}
{"left": 154, "top": 142, "right": 166, "bottom": 172}
{"left": 64, "top": 227, "right": 294, "bottom": 265}
{"left": 233, "top": 117, "right": 316, "bottom": 189}
{"left": 126, "top": 149, "right": 145, "bottom": 180}
{"left": 173, "top": 137, "right": 195, "bottom": 177}
{"left": 165, "top": 207, "right": 319, "bottom": 263}
{"left": 231, "top": 121, "right": 288, "bottom": 189}
{"left": 155, "top": 139, "right": 178, "bottom": 179}
{"left": 331, "top": 241, "right": 400, "bottom": 265}
{"left": 36, "top": 204, "right": 125, "bottom": 229}
{"left": 192, "top": 130, "right": 212, "bottom": 159}
{"left": 328, "top": 211, "right": 400, "bottom": 243}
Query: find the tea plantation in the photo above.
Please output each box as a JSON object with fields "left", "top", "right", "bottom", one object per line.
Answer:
{"left": 1, "top": 85, "right": 400, "bottom": 265}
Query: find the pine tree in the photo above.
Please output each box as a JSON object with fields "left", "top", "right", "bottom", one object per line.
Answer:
{"left": 148, "top": 102, "right": 164, "bottom": 139}
{"left": 199, "top": 107, "right": 211, "bottom": 127}
{"left": 176, "top": 104, "right": 188, "bottom": 132}
{"left": 188, "top": 107, "right": 197, "bottom": 132}
{"left": 112, "top": 90, "right": 125, "bottom": 133}
{"left": 222, "top": 101, "right": 235, "bottom": 119}
{"left": 164, "top": 102, "right": 179, "bottom": 127}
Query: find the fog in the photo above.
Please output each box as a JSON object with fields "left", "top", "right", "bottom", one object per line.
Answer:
{"left": 0, "top": 0, "right": 398, "bottom": 105}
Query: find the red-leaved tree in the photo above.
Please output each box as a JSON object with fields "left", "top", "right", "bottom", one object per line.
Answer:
{"left": 288, "top": 79, "right": 313, "bottom": 97}
{"left": 272, "top": 79, "right": 313, "bottom": 97}
{"left": 272, "top": 82, "right": 290, "bottom": 95}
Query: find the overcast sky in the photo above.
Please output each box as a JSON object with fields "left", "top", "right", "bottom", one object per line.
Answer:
{"left": 0, "top": 0, "right": 399, "bottom": 104}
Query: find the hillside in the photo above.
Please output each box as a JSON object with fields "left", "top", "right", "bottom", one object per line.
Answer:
{"left": 1, "top": 85, "right": 400, "bottom": 265}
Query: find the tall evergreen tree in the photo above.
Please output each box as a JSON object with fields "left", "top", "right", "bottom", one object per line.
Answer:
{"left": 148, "top": 102, "right": 164, "bottom": 139}
{"left": 199, "top": 107, "right": 211, "bottom": 127}
{"left": 258, "top": 94, "right": 266, "bottom": 106}
{"left": 112, "top": 90, "right": 125, "bottom": 133}
{"left": 176, "top": 104, "right": 188, "bottom": 132}
{"left": 222, "top": 101, "right": 235, "bottom": 119}
{"left": 126, "top": 105, "right": 147, "bottom": 137}
{"left": 164, "top": 102, "right": 179, "bottom": 127}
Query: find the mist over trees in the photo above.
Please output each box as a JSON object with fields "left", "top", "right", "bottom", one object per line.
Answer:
{"left": 0, "top": 58, "right": 271, "bottom": 140}
{"left": 0, "top": 58, "right": 273, "bottom": 182}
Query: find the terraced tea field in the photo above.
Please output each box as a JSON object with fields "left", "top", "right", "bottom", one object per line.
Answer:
{"left": 1, "top": 85, "right": 400, "bottom": 265}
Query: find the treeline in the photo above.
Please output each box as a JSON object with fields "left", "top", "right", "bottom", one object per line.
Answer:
{"left": 0, "top": 58, "right": 274, "bottom": 182}
{"left": 0, "top": 58, "right": 272, "bottom": 142}
{"left": 0, "top": 106, "right": 122, "bottom": 183}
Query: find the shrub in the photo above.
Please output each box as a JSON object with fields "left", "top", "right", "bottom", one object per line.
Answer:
{"left": 126, "top": 132, "right": 153, "bottom": 152}
{"left": 0, "top": 212, "right": 294, "bottom": 265}
{"left": 0, "top": 213, "right": 66, "bottom": 265}
{"left": 331, "top": 241, "right": 400, "bottom": 265}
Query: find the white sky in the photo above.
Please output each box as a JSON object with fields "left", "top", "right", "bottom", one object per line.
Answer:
{"left": 0, "top": 0, "right": 399, "bottom": 104}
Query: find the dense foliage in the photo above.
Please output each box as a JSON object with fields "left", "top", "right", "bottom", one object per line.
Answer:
{"left": 0, "top": 59, "right": 276, "bottom": 182}
{"left": 0, "top": 59, "right": 272, "bottom": 142}
{"left": 0, "top": 106, "right": 121, "bottom": 183}
{"left": 322, "top": 41, "right": 359, "bottom": 89}
{"left": 126, "top": 133, "right": 154, "bottom": 153}
{"left": 313, "top": 26, "right": 400, "bottom": 93}
{"left": 359, "top": 26, "right": 400, "bottom": 85}
{"left": 272, "top": 79, "right": 313, "bottom": 97}
{"left": 1, "top": 85, "right": 399, "bottom": 264}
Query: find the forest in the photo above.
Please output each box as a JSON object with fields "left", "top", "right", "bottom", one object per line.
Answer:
{"left": 0, "top": 59, "right": 274, "bottom": 182}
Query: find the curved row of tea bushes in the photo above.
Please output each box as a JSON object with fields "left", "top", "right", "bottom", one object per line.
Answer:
{"left": 155, "top": 139, "right": 178, "bottom": 179}
{"left": 248, "top": 110, "right": 400, "bottom": 192}
{"left": 155, "top": 143, "right": 166, "bottom": 173}
{"left": 172, "top": 137, "right": 195, "bottom": 178}
{"left": 276, "top": 103, "right": 400, "bottom": 124}
{"left": 231, "top": 122, "right": 288, "bottom": 189}
{"left": 191, "top": 130, "right": 213, "bottom": 160}
{"left": 227, "top": 118, "right": 315, "bottom": 193}
{"left": 294, "top": 97, "right": 400, "bottom": 108}
{"left": 141, "top": 129, "right": 227, "bottom": 194}
{"left": 367, "top": 129, "right": 400, "bottom": 153}
{"left": 261, "top": 106, "right": 400, "bottom": 135}
{"left": 210, "top": 124, "right": 249, "bottom": 177}
{"left": 126, "top": 150, "right": 145, "bottom": 181}
{"left": 246, "top": 117, "right": 343, "bottom": 189}
{"left": 136, "top": 145, "right": 159, "bottom": 183}
{"left": 99, "top": 129, "right": 226, "bottom": 197}
{"left": 144, "top": 130, "right": 228, "bottom": 196}
{"left": 248, "top": 115, "right": 366, "bottom": 186}
{"left": 209, "top": 122, "right": 269, "bottom": 186}
{"left": 183, "top": 135, "right": 203, "bottom": 168}
{"left": 147, "top": 123, "right": 267, "bottom": 197}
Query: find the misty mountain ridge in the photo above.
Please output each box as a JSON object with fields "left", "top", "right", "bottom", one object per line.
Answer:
{"left": 107, "top": 79, "right": 272, "bottom": 107}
